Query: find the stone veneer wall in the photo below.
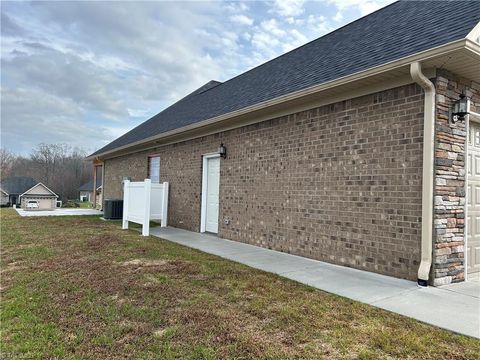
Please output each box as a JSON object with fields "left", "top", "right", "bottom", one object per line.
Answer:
{"left": 433, "top": 70, "right": 480, "bottom": 286}
{"left": 104, "top": 83, "right": 425, "bottom": 280}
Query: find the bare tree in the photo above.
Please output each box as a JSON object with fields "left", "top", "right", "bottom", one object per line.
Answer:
{"left": 7, "top": 143, "right": 93, "bottom": 201}
{"left": 0, "top": 148, "right": 16, "bottom": 180}
{"left": 30, "top": 143, "right": 70, "bottom": 185}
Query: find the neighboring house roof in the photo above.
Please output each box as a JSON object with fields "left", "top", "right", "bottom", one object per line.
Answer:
{"left": 90, "top": 1, "right": 480, "bottom": 158}
{"left": 79, "top": 172, "right": 102, "bottom": 192}
{"left": 79, "top": 180, "right": 94, "bottom": 192}
{"left": 0, "top": 176, "right": 38, "bottom": 195}
{"left": 19, "top": 182, "right": 58, "bottom": 198}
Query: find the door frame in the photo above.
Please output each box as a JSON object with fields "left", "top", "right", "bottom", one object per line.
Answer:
{"left": 465, "top": 111, "right": 480, "bottom": 280}
{"left": 200, "top": 153, "right": 220, "bottom": 233}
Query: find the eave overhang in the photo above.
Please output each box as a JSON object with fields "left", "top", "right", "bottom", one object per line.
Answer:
{"left": 87, "top": 37, "right": 480, "bottom": 161}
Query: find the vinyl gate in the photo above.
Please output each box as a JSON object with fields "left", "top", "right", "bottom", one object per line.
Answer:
{"left": 122, "top": 179, "right": 169, "bottom": 236}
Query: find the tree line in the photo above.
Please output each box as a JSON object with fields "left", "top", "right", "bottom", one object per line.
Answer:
{"left": 0, "top": 144, "right": 92, "bottom": 201}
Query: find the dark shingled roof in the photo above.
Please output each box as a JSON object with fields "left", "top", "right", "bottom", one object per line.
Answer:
{"left": 91, "top": 0, "right": 480, "bottom": 157}
{"left": 0, "top": 176, "right": 38, "bottom": 195}
{"left": 79, "top": 180, "right": 94, "bottom": 192}
{"left": 79, "top": 172, "right": 102, "bottom": 191}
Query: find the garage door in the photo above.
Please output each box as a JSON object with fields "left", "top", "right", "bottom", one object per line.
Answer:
{"left": 467, "top": 122, "right": 480, "bottom": 274}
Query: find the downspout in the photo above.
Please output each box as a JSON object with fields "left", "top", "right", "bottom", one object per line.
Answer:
{"left": 410, "top": 62, "right": 435, "bottom": 287}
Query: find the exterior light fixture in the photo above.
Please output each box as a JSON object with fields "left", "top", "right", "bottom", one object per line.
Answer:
{"left": 218, "top": 143, "right": 227, "bottom": 159}
{"left": 451, "top": 93, "right": 470, "bottom": 123}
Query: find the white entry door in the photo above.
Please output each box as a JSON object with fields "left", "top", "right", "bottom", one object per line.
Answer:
{"left": 467, "top": 122, "right": 480, "bottom": 274}
{"left": 203, "top": 156, "right": 220, "bottom": 233}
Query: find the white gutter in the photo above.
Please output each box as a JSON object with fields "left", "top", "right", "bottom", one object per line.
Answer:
{"left": 410, "top": 61, "right": 435, "bottom": 287}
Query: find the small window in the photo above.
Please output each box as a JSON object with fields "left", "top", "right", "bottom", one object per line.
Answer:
{"left": 148, "top": 156, "right": 160, "bottom": 183}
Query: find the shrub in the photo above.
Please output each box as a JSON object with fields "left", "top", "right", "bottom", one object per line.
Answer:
{"left": 62, "top": 200, "right": 80, "bottom": 208}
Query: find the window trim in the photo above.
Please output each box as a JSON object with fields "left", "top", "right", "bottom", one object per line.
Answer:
{"left": 147, "top": 154, "right": 161, "bottom": 183}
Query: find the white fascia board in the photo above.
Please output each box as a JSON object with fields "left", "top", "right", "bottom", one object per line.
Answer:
{"left": 466, "top": 21, "right": 480, "bottom": 44}
{"left": 465, "top": 38, "right": 480, "bottom": 57}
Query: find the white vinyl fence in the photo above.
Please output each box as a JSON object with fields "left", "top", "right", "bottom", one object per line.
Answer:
{"left": 122, "top": 179, "right": 169, "bottom": 236}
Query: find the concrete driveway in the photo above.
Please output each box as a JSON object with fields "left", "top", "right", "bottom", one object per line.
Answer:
{"left": 145, "top": 226, "right": 480, "bottom": 338}
{"left": 15, "top": 208, "right": 103, "bottom": 217}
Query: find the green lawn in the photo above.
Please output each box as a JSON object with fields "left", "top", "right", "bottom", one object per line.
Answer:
{"left": 77, "top": 201, "right": 93, "bottom": 208}
{"left": 65, "top": 201, "right": 93, "bottom": 208}
{"left": 1, "top": 208, "right": 479, "bottom": 359}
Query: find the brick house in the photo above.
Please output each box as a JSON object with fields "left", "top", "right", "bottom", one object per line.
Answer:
{"left": 87, "top": 1, "right": 480, "bottom": 286}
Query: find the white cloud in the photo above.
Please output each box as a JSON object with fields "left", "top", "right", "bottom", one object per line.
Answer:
{"left": 282, "top": 29, "right": 308, "bottom": 52}
{"left": 0, "top": 87, "right": 109, "bottom": 152}
{"left": 251, "top": 30, "right": 280, "bottom": 57}
{"left": 358, "top": 1, "right": 386, "bottom": 15}
{"left": 260, "top": 19, "right": 286, "bottom": 37}
{"left": 250, "top": 16, "right": 311, "bottom": 62}
{"left": 1, "top": 1, "right": 239, "bottom": 153}
{"left": 224, "top": 2, "right": 249, "bottom": 14}
{"left": 242, "top": 32, "right": 252, "bottom": 41}
{"left": 0, "top": 0, "right": 391, "bottom": 155}
{"left": 271, "top": 0, "right": 305, "bottom": 17}
{"left": 325, "top": 0, "right": 394, "bottom": 16}
{"left": 127, "top": 108, "right": 151, "bottom": 118}
{"left": 333, "top": 11, "right": 343, "bottom": 22}
{"left": 229, "top": 14, "right": 254, "bottom": 26}
{"left": 1, "top": 44, "right": 128, "bottom": 120}
{"left": 306, "top": 15, "right": 332, "bottom": 35}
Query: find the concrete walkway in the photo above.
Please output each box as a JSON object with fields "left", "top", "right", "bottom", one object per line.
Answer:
{"left": 15, "top": 208, "right": 103, "bottom": 217}
{"left": 147, "top": 226, "right": 480, "bottom": 338}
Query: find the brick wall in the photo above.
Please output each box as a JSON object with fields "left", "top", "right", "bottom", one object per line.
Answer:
{"left": 433, "top": 70, "right": 480, "bottom": 285}
{"left": 103, "top": 134, "right": 224, "bottom": 232}
{"left": 104, "top": 83, "right": 425, "bottom": 280}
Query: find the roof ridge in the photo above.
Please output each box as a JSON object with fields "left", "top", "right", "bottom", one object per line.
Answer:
{"left": 197, "top": 80, "right": 222, "bottom": 94}
{"left": 191, "top": 80, "right": 223, "bottom": 96}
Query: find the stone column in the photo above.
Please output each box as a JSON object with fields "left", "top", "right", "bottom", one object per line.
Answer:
{"left": 433, "top": 72, "right": 467, "bottom": 286}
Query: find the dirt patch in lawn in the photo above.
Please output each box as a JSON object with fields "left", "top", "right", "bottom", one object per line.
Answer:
{"left": 122, "top": 258, "right": 168, "bottom": 267}
{"left": 121, "top": 258, "right": 198, "bottom": 274}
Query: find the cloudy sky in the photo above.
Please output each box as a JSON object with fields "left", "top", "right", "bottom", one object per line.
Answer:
{"left": 1, "top": 0, "right": 393, "bottom": 155}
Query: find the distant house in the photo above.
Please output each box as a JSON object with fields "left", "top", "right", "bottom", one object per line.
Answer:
{"left": 0, "top": 176, "right": 37, "bottom": 207}
{"left": 19, "top": 183, "right": 58, "bottom": 210}
{"left": 0, "top": 176, "right": 58, "bottom": 210}
{"left": 78, "top": 171, "right": 102, "bottom": 207}
{"left": 0, "top": 189, "right": 9, "bottom": 207}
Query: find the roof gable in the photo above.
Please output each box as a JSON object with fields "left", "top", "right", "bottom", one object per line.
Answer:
{"left": 20, "top": 183, "right": 58, "bottom": 198}
{"left": 91, "top": 0, "right": 480, "bottom": 158}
